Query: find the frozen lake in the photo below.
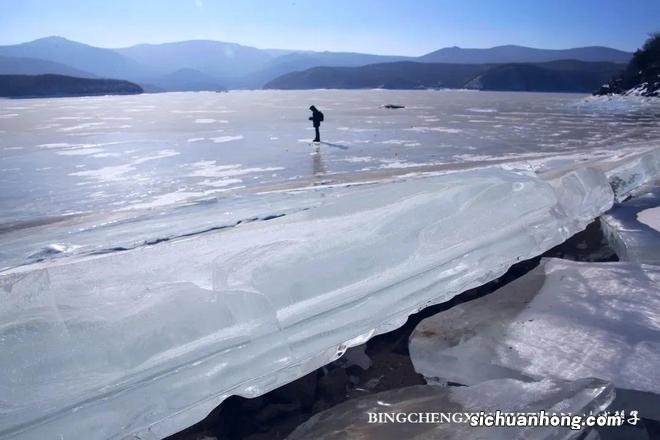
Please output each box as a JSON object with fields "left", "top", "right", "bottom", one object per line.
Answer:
{"left": 1, "top": 90, "right": 659, "bottom": 268}
{"left": 1, "top": 90, "right": 659, "bottom": 440}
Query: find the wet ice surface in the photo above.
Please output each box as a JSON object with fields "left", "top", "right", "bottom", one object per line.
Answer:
{"left": 286, "top": 379, "right": 613, "bottom": 440}
{"left": 1, "top": 90, "right": 660, "bottom": 268}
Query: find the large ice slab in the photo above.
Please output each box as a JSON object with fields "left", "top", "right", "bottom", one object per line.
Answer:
{"left": 601, "top": 148, "right": 660, "bottom": 201}
{"left": 0, "top": 190, "right": 324, "bottom": 270}
{"left": 0, "top": 164, "right": 620, "bottom": 439}
{"left": 600, "top": 182, "right": 660, "bottom": 264}
{"left": 287, "top": 378, "right": 613, "bottom": 440}
{"left": 409, "top": 258, "right": 660, "bottom": 418}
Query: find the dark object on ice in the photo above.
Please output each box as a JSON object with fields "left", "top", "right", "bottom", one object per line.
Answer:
{"left": 309, "top": 105, "right": 324, "bottom": 142}
{"left": 594, "top": 33, "right": 660, "bottom": 97}
{"left": 382, "top": 104, "right": 405, "bottom": 109}
{"left": 0, "top": 74, "right": 143, "bottom": 98}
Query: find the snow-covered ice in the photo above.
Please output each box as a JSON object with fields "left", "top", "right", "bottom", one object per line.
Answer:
{"left": 600, "top": 182, "right": 660, "bottom": 264}
{"left": 287, "top": 379, "right": 612, "bottom": 440}
{"left": 409, "top": 258, "right": 660, "bottom": 419}
{"left": 638, "top": 207, "right": 660, "bottom": 231}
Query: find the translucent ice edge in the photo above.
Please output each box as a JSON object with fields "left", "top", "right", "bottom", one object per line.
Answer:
{"left": 600, "top": 182, "right": 660, "bottom": 264}
{"left": 0, "top": 150, "right": 658, "bottom": 439}
{"left": 602, "top": 148, "right": 660, "bottom": 202}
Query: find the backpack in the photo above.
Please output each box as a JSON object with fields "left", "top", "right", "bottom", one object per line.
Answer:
{"left": 318, "top": 111, "right": 324, "bottom": 122}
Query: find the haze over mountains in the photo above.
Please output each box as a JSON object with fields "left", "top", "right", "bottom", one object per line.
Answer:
{"left": 418, "top": 45, "right": 632, "bottom": 64}
{"left": 0, "top": 36, "right": 633, "bottom": 92}
{"left": 265, "top": 60, "right": 625, "bottom": 92}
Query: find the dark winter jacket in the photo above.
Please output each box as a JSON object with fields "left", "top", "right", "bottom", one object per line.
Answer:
{"left": 309, "top": 106, "right": 323, "bottom": 127}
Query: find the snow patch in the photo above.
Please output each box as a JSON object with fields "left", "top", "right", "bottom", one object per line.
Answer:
{"left": 210, "top": 135, "right": 244, "bottom": 143}
{"left": 405, "top": 126, "right": 463, "bottom": 133}
{"left": 467, "top": 108, "right": 497, "bottom": 113}
{"left": 56, "top": 148, "right": 105, "bottom": 156}
{"left": 637, "top": 207, "right": 660, "bottom": 232}
{"left": 57, "top": 122, "right": 106, "bottom": 132}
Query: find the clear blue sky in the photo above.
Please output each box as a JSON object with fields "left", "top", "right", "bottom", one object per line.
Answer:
{"left": 1, "top": 0, "right": 658, "bottom": 54}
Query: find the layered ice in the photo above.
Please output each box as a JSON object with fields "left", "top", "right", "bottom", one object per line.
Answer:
{"left": 287, "top": 378, "right": 613, "bottom": 440}
{"left": 600, "top": 183, "right": 660, "bottom": 264}
{"left": 0, "top": 160, "right": 624, "bottom": 439}
{"left": 601, "top": 148, "right": 660, "bottom": 201}
{"left": 7, "top": 146, "right": 659, "bottom": 271}
{"left": 409, "top": 258, "right": 660, "bottom": 419}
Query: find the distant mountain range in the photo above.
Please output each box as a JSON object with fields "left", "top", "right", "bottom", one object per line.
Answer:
{"left": 0, "top": 36, "right": 634, "bottom": 93}
{"left": 0, "top": 37, "right": 150, "bottom": 80}
{"left": 264, "top": 60, "right": 625, "bottom": 93}
{"left": 464, "top": 60, "right": 626, "bottom": 92}
{"left": 265, "top": 62, "right": 487, "bottom": 90}
{"left": 0, "top": 74, "right": 142, "bottom": 98}
{"left": 0, "top": 55, "right": 96, "bottom": 78}
{"left": 419, "top": 45, "right": 632, "bottom": 64}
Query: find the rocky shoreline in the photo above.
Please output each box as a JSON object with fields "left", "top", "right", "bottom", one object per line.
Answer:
{"left": 595, "top": 33, "right": 659, "bottom": 97}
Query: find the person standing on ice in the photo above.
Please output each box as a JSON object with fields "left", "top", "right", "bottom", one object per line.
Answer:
{"left": 309, "top": 105, "right": 324, "bottom": 143}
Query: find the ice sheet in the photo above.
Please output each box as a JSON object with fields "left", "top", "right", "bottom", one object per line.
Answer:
{"left": 0, "top": 162, "right": 621, "bottom": 439}
{"left": 2, "top": 91, "right": 659, "bottom": 272}
{"left": 5, "top": 146, "right": 659, "bottom": 271}
{"left": 2, "top": 90, "right": 660, "bottom": 230}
